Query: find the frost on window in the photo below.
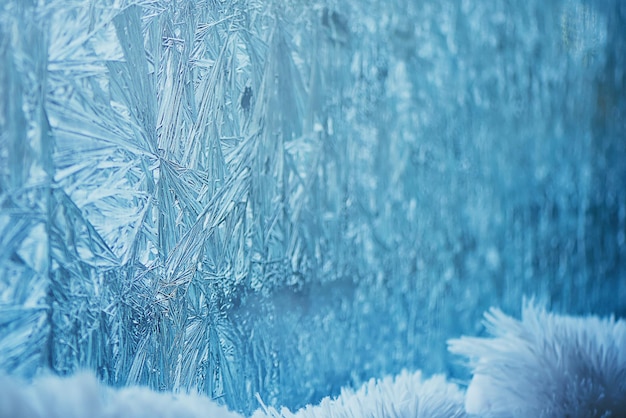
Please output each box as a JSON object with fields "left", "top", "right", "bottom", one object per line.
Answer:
{"left": 0, "top": 0, "right": 624, "bottom": 415}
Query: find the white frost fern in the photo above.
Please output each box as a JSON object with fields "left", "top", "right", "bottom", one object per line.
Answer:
{"left": 252, "top": 370, "right": 467, "bottom": 418}
{"left": 448, "top": 303, "right": 626, "bottom": 418}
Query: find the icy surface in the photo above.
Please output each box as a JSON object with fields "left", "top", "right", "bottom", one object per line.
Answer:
{"left": 0, "top": 0, "right": 625, "bottom": 414}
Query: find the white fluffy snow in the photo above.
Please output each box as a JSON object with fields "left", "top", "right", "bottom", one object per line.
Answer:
{"left": 449, "top": 303, "right": 626, "bottom": 418}
{"left": 252, "top": 370, "right": 467, "bottom": 418}
{"left": 0, "top": 372, "right": 243, "bottom": 418}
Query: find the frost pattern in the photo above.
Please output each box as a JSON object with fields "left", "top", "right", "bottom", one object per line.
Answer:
{"left": 1, "top": 0, "right": 625, "bottom": 415}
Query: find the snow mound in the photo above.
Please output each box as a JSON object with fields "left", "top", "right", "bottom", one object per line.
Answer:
{"left": 449, "top": 303, "right": 626, "bottom": 418}
{"left": 252, "top": 370, "right": 467, "bottom": 418}
{"left": 0, "top": 372, "right": 242, "bottom": 418}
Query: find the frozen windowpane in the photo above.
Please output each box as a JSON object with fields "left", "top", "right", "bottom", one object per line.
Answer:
{"left": 0, "top": 0, "right": 624, "bottom": 415}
